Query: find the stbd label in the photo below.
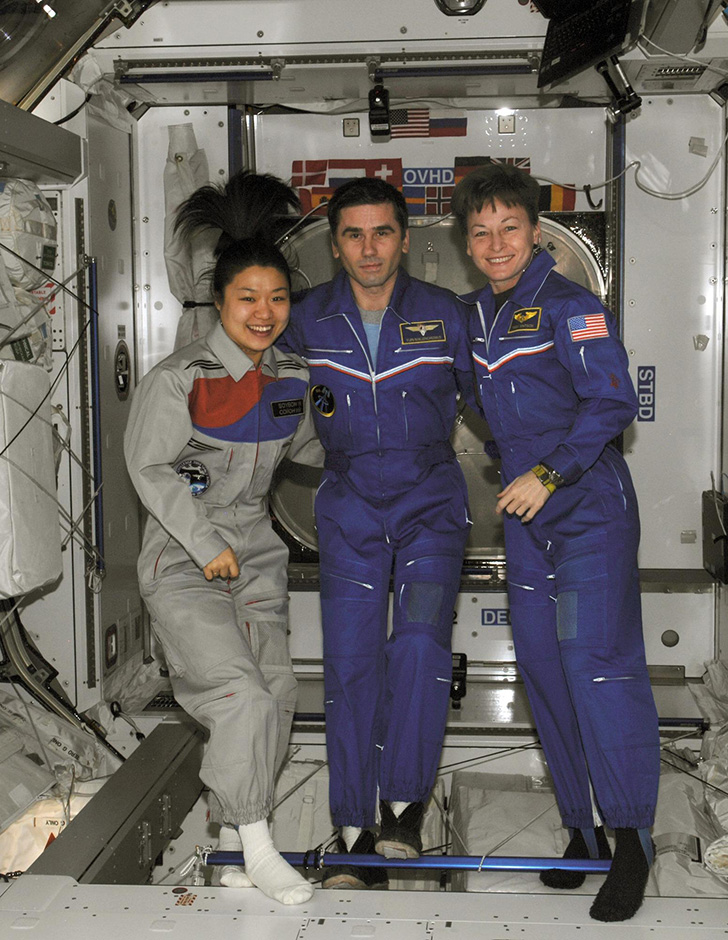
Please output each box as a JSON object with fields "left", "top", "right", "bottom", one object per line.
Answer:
{"left": 637, "top": 365, "right": 656, "bottom": 421}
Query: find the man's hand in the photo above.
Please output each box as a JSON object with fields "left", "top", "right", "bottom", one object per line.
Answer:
{"left": 203, "top": 546, "right": 240, "bottom": 581}
{"left": 496, "top": 470, "right": 551, "bottom": 523}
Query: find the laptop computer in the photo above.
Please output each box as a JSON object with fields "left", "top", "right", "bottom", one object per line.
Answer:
{"left": 534, "top": 0, "right": 645, "bottom": 89}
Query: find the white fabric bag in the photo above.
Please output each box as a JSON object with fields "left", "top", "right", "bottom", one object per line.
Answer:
{"left": 0, "top": 180, "right": 57, "bottom": 291}
{"left": 0, "top": 360, "right": 62, "bottom": 597}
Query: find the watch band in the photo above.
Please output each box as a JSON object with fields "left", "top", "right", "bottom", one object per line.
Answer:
{"left": 531, "top": 463, "right": 563, "bottom": 494}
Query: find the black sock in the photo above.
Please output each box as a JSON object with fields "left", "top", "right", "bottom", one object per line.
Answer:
{"left": 540, "top": 826, "right": 611, "bottom": 890}
{"left": 590, "top": 827, "right": 652, "bottom": 922}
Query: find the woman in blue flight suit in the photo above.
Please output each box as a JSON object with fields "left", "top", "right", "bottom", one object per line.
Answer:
{"left": 451, "top": 162, "right": 659, "bottom": 923}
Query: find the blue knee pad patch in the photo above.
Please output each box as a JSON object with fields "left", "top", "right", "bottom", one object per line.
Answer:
{"left": 557, "top": 590, "right": 578, "bottom": 641}
{"left": 404, "top": 581, "right": 444, "bottom": 626}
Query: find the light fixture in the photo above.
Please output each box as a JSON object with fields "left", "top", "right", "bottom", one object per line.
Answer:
{"left": 434, "top": 0, "right": 487, "bottom": 14}
{"left": 368, "top": 84, "right": 390, "bottom": 138}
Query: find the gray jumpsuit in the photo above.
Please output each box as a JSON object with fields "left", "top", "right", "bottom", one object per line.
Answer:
{"left": 124, "top": 322, "right": 322, "bottom": 826}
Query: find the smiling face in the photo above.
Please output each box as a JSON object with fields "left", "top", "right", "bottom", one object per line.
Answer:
{"left": 331, "top": 202, "right": 409, "bottom": 309}
{"left": 215, "top": 265, "right": 290, "bottom": 366}
{"left": 465, "top": 199, "right": 541, "bottom": 294}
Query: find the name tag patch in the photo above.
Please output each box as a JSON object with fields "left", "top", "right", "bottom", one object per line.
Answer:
{"left": 271, "top": 398, "right": 304, "bottom": 418}
{"left": 400, "top": 320, "right": 447, "bottom": 344}
{"left": 507, "top": 307, "right": 541, "bottom": 334}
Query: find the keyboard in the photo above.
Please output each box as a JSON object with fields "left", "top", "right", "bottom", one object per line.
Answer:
{"left": 538, "top": 0, "right": 635, "bottom": 88}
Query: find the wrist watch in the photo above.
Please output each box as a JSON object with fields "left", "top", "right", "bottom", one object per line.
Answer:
{"left": 531, "top": 462, "right": 565, "bottom": 494}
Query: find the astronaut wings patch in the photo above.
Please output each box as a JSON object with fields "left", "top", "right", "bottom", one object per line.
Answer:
{"left": 400, "top": 320, "right": 446, "bottom": 344}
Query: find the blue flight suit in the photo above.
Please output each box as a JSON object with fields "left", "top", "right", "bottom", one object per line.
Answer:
{"left": 279, "top": 268, "right": 473, "bottom": 826}
{"left": 460, "top": 249, "right": 659, "bottom": 831}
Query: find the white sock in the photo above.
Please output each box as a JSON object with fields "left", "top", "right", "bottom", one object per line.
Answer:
{"left": 389, "top": 801, "right": 411, "bottom": 818}
{"left": 239, "top": 819, "right": 314, "bottom": 905}
{"left": 218, "top": 825, "right": 252, "bottom": 888}
{"left": 341, "top": 826, "right": 362, "bottom": 851}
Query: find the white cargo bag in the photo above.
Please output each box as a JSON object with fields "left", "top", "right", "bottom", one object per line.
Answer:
{"left": 0, "top": 360, "right": 62, "bottom": 597}
{"left": 0, "top": 179, "right": 57, "bottom": 291}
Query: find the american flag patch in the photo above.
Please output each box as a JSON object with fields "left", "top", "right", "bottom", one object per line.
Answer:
{"left": 567, "top": 314, "right": 610, "bottom": 342}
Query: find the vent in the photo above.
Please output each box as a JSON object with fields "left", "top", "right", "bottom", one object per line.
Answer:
{"left": 638, "top": 63, "right": 706, "bottom": 81}
{"left": 636, "top": 62, "right": 708, "bottom": 91}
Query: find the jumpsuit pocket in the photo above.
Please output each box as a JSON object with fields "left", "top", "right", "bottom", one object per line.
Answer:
{"left": 555, "top": 531, "right": 609, "bottom": 647}
{"left": 580, "top": 670, "right": 658, "bottom": 752}
{"left": 401, "top": 390, "right": 409, "bottom": 441}
{"left": 198, "top": 444, "right": 250, "bottom": 506}
{"left": 509, "top": 380, "right": 522, "bottom": 419}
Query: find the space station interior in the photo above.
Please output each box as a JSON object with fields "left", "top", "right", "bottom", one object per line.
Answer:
{"left": 2, "top": 0, "right": 728, "bottom": 935}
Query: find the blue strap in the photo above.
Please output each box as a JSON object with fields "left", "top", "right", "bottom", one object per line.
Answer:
{"left": 638, "top": 827, "right": 654, "bottom": 866}
{"left": 580, "top": 827, "right": 599, "bottom": 860}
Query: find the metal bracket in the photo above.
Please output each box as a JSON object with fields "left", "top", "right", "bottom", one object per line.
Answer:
{"left": 367, "top": 57, "right": 381, "bottom": 84}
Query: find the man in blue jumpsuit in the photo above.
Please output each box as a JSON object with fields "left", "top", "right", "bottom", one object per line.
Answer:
{"left": 279, "top": 177, "right": 473, "bottom": 886}
{"left": 451, "top": 163, "right": 660, "bottom": 922}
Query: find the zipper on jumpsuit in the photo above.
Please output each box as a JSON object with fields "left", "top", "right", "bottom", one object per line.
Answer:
{"left": 476, "top": 298, "right": 515, "bottom": 457}
{"left": 342, "top": 311, "right": 389, "bottom": 542}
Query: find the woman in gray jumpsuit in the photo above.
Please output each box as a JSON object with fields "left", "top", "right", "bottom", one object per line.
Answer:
{"left": 124, "top": 174, "right": 322, "bottom": 905}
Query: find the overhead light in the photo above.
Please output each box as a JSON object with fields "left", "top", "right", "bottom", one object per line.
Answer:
{"left": 434, "top": 0, "right": 487, "bottom": 14}
{"left": 35, "top": 0, "right": 56, "bottom": 18}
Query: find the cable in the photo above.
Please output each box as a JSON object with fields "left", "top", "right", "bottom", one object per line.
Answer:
{"left": 275, "top": 199, "right": 332, "bottom": 243}
{"left": 0, "top": 247, "right": 104, "bottom": 569}
{"left": 533, "top": 120, "right": 727, "bottom": 203}
{"left": 660, "top": 755, "right": 728, "bottom": 798}
{"left": 632, "top": 123, "right": 728, "bottom": 200}
{"left": 0, "top": 268, "right": 81, "bottom": 352}
{"left": 437, "top": 740, "right": 543, "bottom": 775}
{"left": 272, "top": 759, "right": 327, "bottom": 812}
{"left": 53, "top": 92, "right": 93, "bottom": 127}
{"left": 0, "top": 247, "right": 95, "bottom": 462}
{"left": 710, "top": 471, "right": 728, "bottom": 538}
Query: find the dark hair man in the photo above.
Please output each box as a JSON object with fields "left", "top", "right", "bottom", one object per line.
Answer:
{"left": 279, "top": 176, "right": 474, "bottom": 887}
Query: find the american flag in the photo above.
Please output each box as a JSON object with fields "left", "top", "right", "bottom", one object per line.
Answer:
{"left": 567, "top": 314, "right": 610, "bottom": 342}
{"left": 390, "top": 108, "right": 430, "bottom": 138}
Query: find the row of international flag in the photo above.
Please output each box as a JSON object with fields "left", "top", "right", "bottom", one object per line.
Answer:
{"left": 290, "top": 152, "right": 577, "bottom": 217}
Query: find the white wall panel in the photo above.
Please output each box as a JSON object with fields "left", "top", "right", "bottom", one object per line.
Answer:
{"left": 97, "top": 0, "right": 547, "bottom": 52}
{"left": 623, "top": 95, "right": 724, "bottom": 570}
{"left": 256, "top": 107, "right": 607, "bottom": 206}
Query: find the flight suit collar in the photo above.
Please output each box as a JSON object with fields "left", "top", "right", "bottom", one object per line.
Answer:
{"left": 457, "top": 248, "right": 556, "bottom": 309}
{"left": 317, "top": 267, "right": 413, "bottom": 324}
{"left": 205, "top": 321, "right": 278, "bottom": 381}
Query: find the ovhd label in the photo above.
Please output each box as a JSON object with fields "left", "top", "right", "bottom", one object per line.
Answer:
{"left": 481, "top": 608, "right": 511, "bottom": 626}
{"left": 403, "top": 167, "right": 455, "bottom": 185}
{"left": 637, "top": 366, "right": 656, "bottom": 422}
